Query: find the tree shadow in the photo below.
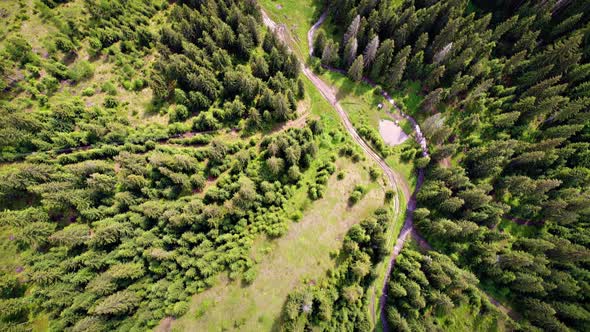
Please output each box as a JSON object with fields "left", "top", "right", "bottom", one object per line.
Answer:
{"left": 270, "top": 297, "right": 288, "bottom": 332}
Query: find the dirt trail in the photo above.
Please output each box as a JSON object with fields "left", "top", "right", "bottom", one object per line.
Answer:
{"left": 262, "top": 8, "right": 425, "bottom": 330}
{"left": 262, "top": 7, "right": 516, "bottom": 331}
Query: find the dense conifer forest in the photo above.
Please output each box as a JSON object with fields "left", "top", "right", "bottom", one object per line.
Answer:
{"left": 314, "top": 0, "right": 590, "bottom": 330}
{"left": 0, "top": 0, "right": 589, "bottom": 331}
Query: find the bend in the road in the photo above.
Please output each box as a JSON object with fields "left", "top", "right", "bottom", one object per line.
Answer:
{"left": 262, "top": 7, "right": 515, "bottom": 332}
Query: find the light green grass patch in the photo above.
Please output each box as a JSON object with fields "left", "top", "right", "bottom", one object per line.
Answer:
{"left": 171, "top": 158, "right": 386, "bottom": 331}
{"left": 498, "top": 218, "right": 545, "bottom": 238}
{"left": 432, "top": 302, "right": 508, "bottom": 332}
{"left": 317, "top": 70, "right": 417, "bottom": 188}
{"left": 258, "top": 0, "right": 325, "bottom": 58}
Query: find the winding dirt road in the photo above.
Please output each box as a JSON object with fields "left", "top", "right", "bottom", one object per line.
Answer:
{"left": 261, "top": 9, "right": 431, "bottom": 332}
{"left": 262, "top": 7, "right": 517, "bottom": 330}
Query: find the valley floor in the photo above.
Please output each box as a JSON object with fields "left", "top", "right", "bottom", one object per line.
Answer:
{"left": 168, "top": 159, "right": 385, "bottom": 331}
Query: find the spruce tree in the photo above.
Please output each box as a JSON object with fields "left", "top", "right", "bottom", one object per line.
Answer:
{"left": 344, "top": 37, "right": 358, "bottom": 67}
{"left": 343, "top": 15, "right": 361, "bottom": 48}
{"left": 314, "top": 30, "right": 327, "bottom": 58}
{"left": 388, "top": 46, "right": 411, "bottom": 87}
{"left": 425, "top": 65, "right": 445, "bottom": 90}
{"left": 421, "top": 88, "right": 445, "bottom": 113}
{"left": 370, "top": 39, "right": 394, "bottom": 80}
{"left": 363, "top": 35, "right": 379, "bottom": 68}
{"left": 348, "top": 55, "right": 364, "bottom": 82}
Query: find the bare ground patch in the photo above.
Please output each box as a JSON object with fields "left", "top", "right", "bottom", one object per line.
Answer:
{"left": 379, "top": 119, "right": 409, "bottom": 146}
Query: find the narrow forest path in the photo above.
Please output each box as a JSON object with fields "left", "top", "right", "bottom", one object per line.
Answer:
{"left": 301, "top": 11, "right": 435, "bottom": 332}
{"left": 261, "top": 9, "right": 431, "bottom": 332}
{"left": 261, "top": 7, "right": 522, "bottom": 331}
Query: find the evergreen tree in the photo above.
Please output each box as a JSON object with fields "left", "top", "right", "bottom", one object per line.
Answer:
{"left": 370, "top": 39, "right": 395, "bottom": 80}
{"left": 314, "top": 29, "right": 327, "bottom": 58}
{"left": 343, "top": 15, "right": 361, "bottom": 48}
{"left": 363, "top": 36, "right": 379, "bottom": 68}
{"left": 321, "top": 40, "right": 339, "bottom": 67}
{"left": 421, "top": 88, "right": 445, "bottom": 113}
{"left": 388, "top": 46, "right": 411, "bottom": 86}
{"left": 348, "top": 55, "right": 364, "bottom": 82}
{"left": 344, "top": 37, "right": 358, "bottom": 67}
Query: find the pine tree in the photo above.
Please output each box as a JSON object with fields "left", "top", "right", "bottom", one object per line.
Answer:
{"left": 313, "top": 29, "right": 327, "bottom": 58}
{"left": 492, "top": 15, "right": 518, "bottom": 40}
{"left": 321, "top": 40, "right": 339, "bottom": 67}
{"left": 413, "top": 33, "right": 429, "bottom": 55}
{"left": 529, "top": 33, "right": 582, "bottom": 76}
{"left": 447, "top": 74, "right": 474, "bottom": 102}
{"left": 421, "top": 88, "right": 444, "bottom": 113}
{"left": 370, "top": 39, "right": 394, "bottom": 80}
{"left": 297, "top": 78, "right": 305, "bottom": 98}
{"left": 363, "top": 35, "right": 379, "bottom": 68}
{"left": 344, "top": 37, "right": 358, "bottom": 67}
{"left": 568, "top": 63, "right": 590, "bottom": 85}
{"left": 407, "top": 50, "right": 425, "bottom": 80}
{"left": 388, "top": 46, "right": 411, "bottom": 86}
{"left": 551, "top": 13, "right": 583, "bottom": 38}
{"left": 251, "top": 55, "right": 269, "bottom": 79}
{"left": 425, "top": 65, "right": 445, "bottom": 90}
{"left": 348, "top": 55, "right": 364, "bottom": 82}
{"left": 514, "top": 30, "right": 540, "bottom": 54}
{"left": 343, "top": 15, "right": 361, "bottom": 48}
{"left": 430, "top": 18, "right": 459, "bottom": 60}
{"left": 503, "top": 50, "right": 528, "bottom": 75}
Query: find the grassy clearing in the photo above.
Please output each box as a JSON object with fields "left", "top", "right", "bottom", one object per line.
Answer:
{"left": 317, "top": 70, "right": 417, "bottom": 189}
{"left": 258, "top": 0, "right": 325, "bottom": 57}
{"left": 171, "top": 158, "right": 386, "bottom": 331}
{"left": 169, "top": 72, "right": 390, "bottom": 331}
{"left": 58, "top": 57, "right": 165, "bottom": 126}
{"left": 497, "top": 218, "right": 545, "bottom": 238}
{"left": 321, "top": 70, "right": 392, "bottom": 128}
{"left": 432, "top": 302, "right": 508, "bottom": 332}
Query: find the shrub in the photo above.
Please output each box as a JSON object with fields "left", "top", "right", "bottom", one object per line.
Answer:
{"left": 133, "top": 79, "right": 145, "bottom": 90}
{"left": 369, "top": 167, "right": 380, "bottom": 181}
{"left": 101, "top": 81, "right": 117, "bottom": 95}
{"left": 290, "top": 210, "right": 303, "bottom": 221}
{"left": 349, "top": 185, "right": 367, "bottom": 205}
{"left": 170, "top": 301, "right": 189, "bottom": 317}
{"left": 415, "top": 156, "right": 431, "bottom": 169}
{"left": 103, "top": 96, "right": 119, "bottom": 108}
{"left": 81, "top": 87, "right": 95, "bottom": 96}
{"left": 88, "top": 37, "right": 102, "bottom": 56}
{"left": 168, "top": 105, "right": 189, "bottom": 123}
{"left": 349, "top": 190, "right": 362, "bottom": 204}
{"left": 55, "top": 36, "right": 75, "bottom": 53}
{"left": 6, "top": 36, "right": 35, "bottom": 65}
{"left": 25, "top": 64, "right": 40, "bottom": 78}
{"left": 385, "top": 190, "right": 396, "bottom": 201}
{"left": 243, "top": 268, "right": 257, "bottom": 284}
{"left": 41, "top": 76, "right": 59, "bottom": 94}
{"left": 374, "top": 85, "right": 383, "bottom": 96}
{"left": 68, "top": 61, "right": 94, "bottom": 82}
{"left": 190, "top": 173, "right": 206, "bottom": 191}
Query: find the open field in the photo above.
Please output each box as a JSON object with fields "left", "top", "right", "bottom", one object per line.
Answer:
{"left": 170, "top": 158, "right": 386, "bottom": 331}
{"left": 317, "top": 70, "right": 418, "bottom": 190}
{"left": 258, "top": 0, "right": 325, "bottom": 57}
